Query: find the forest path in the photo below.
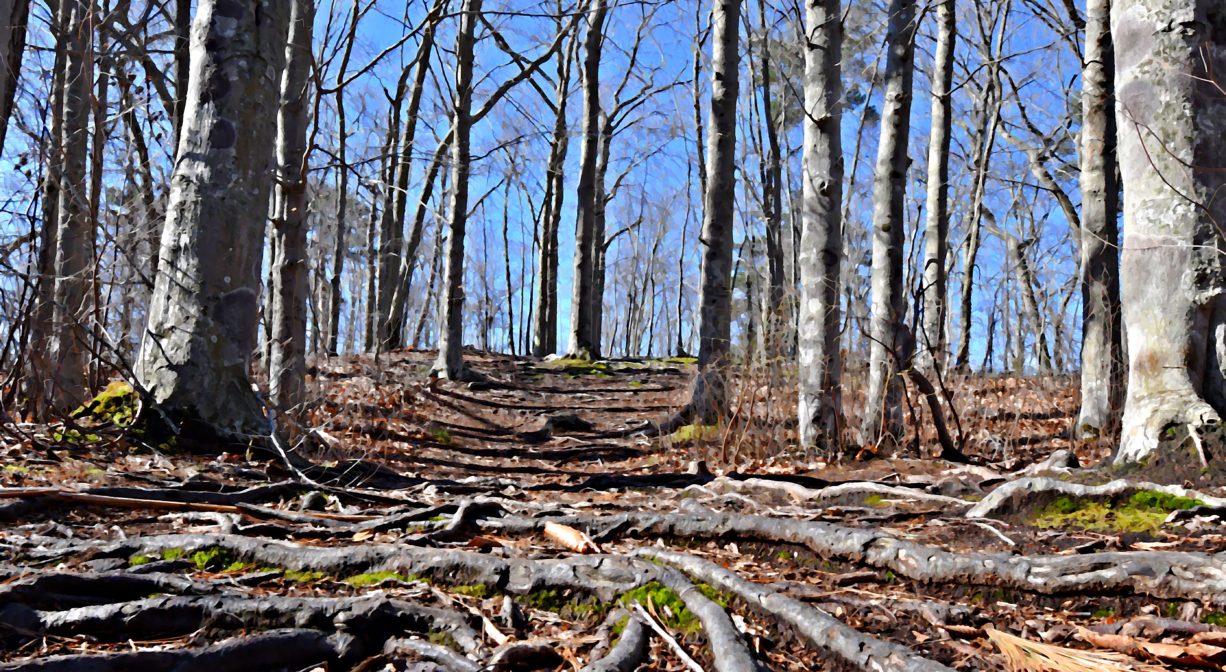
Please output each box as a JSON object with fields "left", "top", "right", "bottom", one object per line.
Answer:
{"left": 3, "top": 352, "right": 1226, "bottom": 671}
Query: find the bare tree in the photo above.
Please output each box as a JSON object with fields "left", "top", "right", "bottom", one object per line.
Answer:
{"left": 137, "top": 0, "right": 290, "bottom": 439}
{"left": 862, "top": 0, "right": 917, "bottom": 448}
{"left": 1113, "top": 0, "right": 1226, "bottom": 466}
{"left": 0, "top": 0, "right": 30, "bottom": 154}
{"left": 797, "top": 0, "right": 844, "bottom": 451}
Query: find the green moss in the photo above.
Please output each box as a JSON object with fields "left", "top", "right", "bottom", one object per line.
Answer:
{"left": 628, "top": 380, "right": 644, "bottom": 388}
{"left": 618, "top": 581, "right": 700, "bottom": 636}
{"left": 864, "top": 494, "right": 886, "bottom": 508}
{"left": 525, "top": 588, "right": 608, "bottom": 620}
{"left": 129, "top": 554, "right": 154, "bottom": 566}
{"left": 160, "top": 548, "right": 186, "bottom": 561}
{"left": 1203, "top": 611, "right": 1226, "bottom": 626}
{"left": 427, "top": 630, "right": 457, "bottom": 649}
{"left": 190, "top": 547, "right": 238, "bottom": 571}
{"left": 343, "top": 571, "right": 416, "bottom": 587}
{"left": 3, "top": 464, "right": 29, "bottom": 474}
{"left": 72, "top": 381, "right": 140, "bottom": 427}
{"left": 224, "top": 561, "right": 254, "bottom": 572}
{"left": 660, "top": 356, "right": 698, "bottom": 365}
{"left": 695, "top": 582, "right": 730, "bottom": 609}
{"left": 670, "top": 424, "right": 720, "bottom": 445}
{"left": 284, "top": 569, "right": 328, "bottom": 583}
{"left": 775, "top": 549, "right": 793, "bottom": 561}
{"left": 611, "top": 614, "right": 631, "bottom": 637}
{"left": 1031, "top": 491, "right": 1204, "bottom": 533}
{"left": 451, "top": 584, "right": 492, "bottom": 599}
{"left": 429, "top": 427, "right": 452, "bottom": 445}
{"left": 1092, "top": 607, "right": 1115, "bottom": 619}
{"left": 543, "top": 358, "right": 611, "bottom": 375}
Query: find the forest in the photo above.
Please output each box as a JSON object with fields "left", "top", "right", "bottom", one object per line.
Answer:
{"left": 0, "top": 0, "right": 1225, "bottom": 669}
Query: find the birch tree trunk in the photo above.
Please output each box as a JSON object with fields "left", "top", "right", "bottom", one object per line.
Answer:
{"left": 48, "top": 0, "right": 92, "bottom": 410}
{"left": 691, "top": 0, "right": 741, "bottom": 421}
{"left": 434, "top": 0, "right": 482, "bottom": 380}
{"left": 862, "top": 0, "right": 917, "bottom": 448}
{"left": 136, "top": 0, "right": 290, "bottom": 440}
{"left": 568, "top": 0, "right": 608, "bottom": 359}
{"left": 797, "top": 0, "right": 844, "bottom": 450}
{"left": 268, "top": 0, "right": 313, "bottom": 412}
{"left": 1113, "top": 0, "right": 1226, "bottom": 468}
{"left": 917, "top": 0, "right": 955, "bottom": 373}
{"left": 0, "top": 0, "right": 30, "bottom": 155}
{"left": 1075, "top": 0, "right": 1122, "bottom": 438}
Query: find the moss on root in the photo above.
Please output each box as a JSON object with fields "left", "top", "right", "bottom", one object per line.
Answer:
{"left": 670, "top": 424, "right": 719, "bottom": 445}
{"left": 1030, "top": 491, "right": 1202, "bottom": 533}
{"left": 618, "top": 581, "right": 702, "bottom": 636}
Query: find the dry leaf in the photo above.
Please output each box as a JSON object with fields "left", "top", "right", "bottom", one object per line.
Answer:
{"left": 543, "top": 522, "right": 600, "bottom": 554}
{"left": 985, "top": 626, "right": 1153, "bottom": 672}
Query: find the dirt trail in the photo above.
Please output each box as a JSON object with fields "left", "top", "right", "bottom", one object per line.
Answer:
{"left": 2, "top": 351, "right": 1225, "bottom": 671}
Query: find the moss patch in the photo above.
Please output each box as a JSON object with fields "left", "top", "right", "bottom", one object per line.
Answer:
{"left": 1030, "top": 491, "right": 1202, "bottom": 533}
{"left": 1203, "top": 611, "right": 1226, "bottom": 626}
{"left": 618, "top": 581, "right": 700, "bottom": 636}
{"left": 525, "top": 588, "right": 607, "bottom": 620}
{"left": 284, "top": 569, "right": 328, "bottom": 583}
{"left": 343, "top": 571, "right": 417, "bottom": 587}
{"left": 543, "top": 358, "right": 611, "bottom": 376}
{"left": 191, "top": 547, "right": 239, "bottom": 571}
{"left": 670, "top": 424, "right": 720, "bottom": 445}
{"left": 72, "top": 381, "right": 140, "bottom": 427}
{"left": 451, "top": 584, "right": 492, "bottom": 599}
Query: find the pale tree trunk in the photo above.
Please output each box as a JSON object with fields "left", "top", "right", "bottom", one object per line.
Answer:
{"left": 1075, "top": 0, "right": 1122, "bottom": 438}
{"left": 137, "top": 0, "right": 289, "bottom": 440}
{"left": 532, "top": 34, "right": 572, "bottom": 357}
{"left": 862, "top": 0, "right": 917, "bottom": 448}
{"left": 376, "top": 0, "right": 445, "bottom": 349}
{"left": 1001, "top": 229, "right": 1053, "bottom": 373}
{"left": 757, "top": 0, "right": 785, "bottom": 351}
{"left": 797, "top": 0, "right": 844, "bottom": 451}
{"left": 691, "top": 0, "right": 741, "bottom": 422}
{"left": 268, "top": 0, "right": 313, "bottom": 412}
{"left": 1113, "top": 0, "right": 1226, "bottom": 467}
{"left": 327, "top": 0, "right": 360, "bottom": 357}
{"left": 0, "top": 0, "right": 30, "bottom": 154}
{"left": 49, "top": 0, "right": 92, "bottom": 411}
{"left": 917, "top": 0, "right": 955, "bottom": 373}
{"left": 434, "top": 0, "right": 482, "bottom": 380}
{"left": 568, "top": 0, "right": 608, "bottom": 359}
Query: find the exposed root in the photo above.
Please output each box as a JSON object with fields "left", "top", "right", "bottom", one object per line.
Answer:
{"left": 966, "top": 477, "right": 1226, "bottom": 519}
{"left": 655, "top": 567, "right": 766, "bottom": 672}
{"left": 581, "top": 613, "right": 651, "bottom": 672}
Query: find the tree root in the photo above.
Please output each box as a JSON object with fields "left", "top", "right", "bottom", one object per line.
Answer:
{"left": 381, "top": 637, "right": 481, "bottom": 672}
{"left": 707, "top": 477, "right": 970, "bottom": 508}
{"left": 965, "top": 477, "right": 1226, "bottom": 519}
{"left": 0, "top": 571, "right": 215, "bottom": 610}
{"left": 655, "top": 567, "right": 766, "bottom": 672}
{"left": 581, "top": 612, "right": 651, "bottom": 672}
{"left": 640, "top": 548, "right": 954, "bottom": 672}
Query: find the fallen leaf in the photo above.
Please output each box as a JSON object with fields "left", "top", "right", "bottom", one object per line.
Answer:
{"left": 543, "top": 522, "right": 600, "bottom": 554}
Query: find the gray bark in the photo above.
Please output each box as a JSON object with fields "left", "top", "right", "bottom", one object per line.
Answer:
{"left": 567, "top": 0, "right": 608, "bottom": 359}
{"left": 688, "top": 0, "right": 741, "bottom": 422}
{"left": 0, "top": 0, "right": 30, "bottom": 155}
{"left": 136, "top": 0, "right": 290, "bottom": 439}
{"left": 916, "top": 0, "right": 955, "bottom": 373}
{"left": 861, "top": 0, "right": 917, "bottom": 447}
{"left": 268, "top": 0, "right": 314, "bottom": 412}
{"left": 1075, "top": 0, "right": 1122, "bottom": 438}
{"left": 434, "top": 0, "right": 483, "bottom": 379}
{"left": 797, "top": 0, "right": 844, "bottom": 450}
{"left": 758, "top": 0, "right": 785, "bottom": 346}
{"left": 48, "top": 0, "right": 92, "bottom": 411}
{"left": 1113, "top": 0, "right": 1226, "bottom": 464}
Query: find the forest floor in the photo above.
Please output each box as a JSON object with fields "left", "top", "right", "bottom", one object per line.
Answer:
{"left": 3, "top": 351, "right": 1226, "bottom": 671}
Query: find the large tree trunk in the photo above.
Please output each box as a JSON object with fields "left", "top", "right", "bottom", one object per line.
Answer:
{"left": 172, "top": 0, "right": 190, "bottom": 150}
{"left": 861, "top": 0, "right": 917, "bottom": 448}
{"left": 691, "top": 0, "right": 741, "bottom": 421}
{"left": 567, "top": 0, "right": 608, "bottom": 359}
{"left": 797, "top": 0, "right": 844, "bottom": 451}
{"left": 0, "top": 0, "right": 30, "bottom": 155}
{"left": 48, "top": 0, "right": 93, "bottom": 411}
{"left": 1075, "top": 0, "right": 1122, "bottom": 439}
{"left": 376, "top": 0, "right": 445, "bottom": 350}
{"left": 434, "top": 0, "right": 482, "bottom": 380}
{"left": 136, "top": 0, "right": 290, "bottom": 440}
{"left": 531, "top": 37, "right": 572, "bottom": 358}
{"left": 1113, "top": 0, "right": 1226, "bottom": 467}
{"left": 268, "top": 0, "right": 314, "bottom": 412}
{"left": 917, "top": 0, "right": 955, "bottom": 373}
{"left": 758, "top": 0, "right": 785, "bottom": 352}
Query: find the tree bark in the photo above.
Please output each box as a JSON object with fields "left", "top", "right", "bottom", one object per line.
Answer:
{"left": 0, "top": 0, "right": 30, "bottom": 155}
{"left": 268, "top": 0, "right": 314, "bottom": 412}
{"left": 136, "top": 0, "right": 290, "bottom": 440}
{"left": 861, "top": 0, "right": 917, "bottom": 448}
{"left": 917, "top": 0, "right": 955, "bottom": 373}
{"left": 48, "top": 0, "right": 93, "bottom": 411}
{"left": 434, "top": 0, "right": 483, "bottom": 379}
{"left": 690, "top": 0, "right": 741, "bottom": 421}
{"left": 531, "top": 32, "right": 572, "bottom": 358}
{"left": 1113, "top": 0, "right": 1226, "bottom": 466}
{"left": 1075, "top": 0, "right": 1122, "bottom": 439}
{"left": 567, "top": 0, "right": 608, "bottom": 359}
{"left": 797, "top": 0, "right": 844, "bottom": 450}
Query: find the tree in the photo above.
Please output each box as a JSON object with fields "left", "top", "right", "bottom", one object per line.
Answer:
{"left": 916, "top": 0, "right": 955, "bottom": 373}
{"left": 137, "top": 0, "right": 290, "bottom": 439}
{"left": 268, "top": 0, "right": 314, "bottom": 412}
{"left": 0, "top": 0, "right": 30, "bottom": 155}
{"left": 1075, "top": 0, "right": 1121, "bottom": 439}
{"left": 435, "top": 0, "right": 483, "bottom": 380}
{"left": 797, "top": 0, "right": 844, "bottom": 450}
{"left": 691, "top": 0, "right": 741, "bottom": 421}
{"left": 567, "top": 0, "right": 608, "bottom": 359}
{"left": 1113, "top": 0, "right": 1226, "bottom": 466}
{"left": 862, "top": 0, "right": 917, "bottom": 448}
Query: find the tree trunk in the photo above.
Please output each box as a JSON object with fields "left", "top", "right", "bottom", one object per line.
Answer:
{"left": 797, "top": 0, "right": 844, "bottom": 451}
{"left": 48, "top": 0, "right": 92, "bottom": 411}
{"left": 268, "top": 0, "right": 314, "bottom": 412}
{"left": 862, "top": 0, "right": 917, "bottom": 448}
{"left": 136, "top": 0, "right": 290, "bottom": 441}
{"left": 1113, "top": 0, "right": 1226, "bottom": 467}
{"left": 691, "top": 0, "right": 741, "bottom": 421}
{"left": 917, "top": 0, "right": 955, "bottom": 373}
{"left": 172, "top": 0, "right": 190, "bottom": 150}
{"left": 1075, "top": 0, "right": 1122, "bottom": 439}
{"left": 531, "top": 37, "right": 572, "bottom": 357}
{"left": 568, "top": 0, "right": 608, "bottom": 359}
{"left": 1004, "top": 233, "right": 1053, "bottom": 373}
{"left": 758, "top": 0, "right": 785, "bottom": 351}
{"left": 434, "top": 0, "right": 482, "bottom": 379}
{"left": 0, "top": 0, "right": 30, "bottom": 155}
